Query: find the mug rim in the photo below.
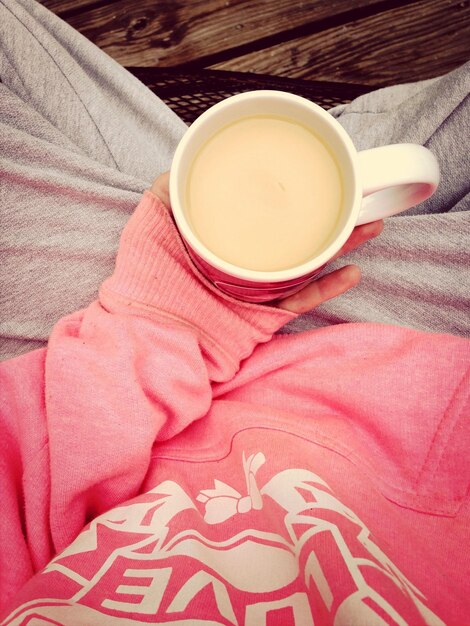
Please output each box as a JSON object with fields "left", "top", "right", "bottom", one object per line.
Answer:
{"left": 169, "top": 90, "right": 362, "bottom": 283}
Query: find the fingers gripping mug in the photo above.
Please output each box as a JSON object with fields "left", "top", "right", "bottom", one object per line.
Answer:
{"left": 169, "top": 91, "right": 440, "bottom": 302}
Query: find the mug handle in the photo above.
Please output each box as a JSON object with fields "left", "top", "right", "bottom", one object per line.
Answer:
{"left": 356, "top": 144, "right": 440, "bottom": 226}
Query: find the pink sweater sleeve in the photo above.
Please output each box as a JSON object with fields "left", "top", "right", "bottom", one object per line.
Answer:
{"left": 0, "top": 192, "right": 295, "bottom": 609}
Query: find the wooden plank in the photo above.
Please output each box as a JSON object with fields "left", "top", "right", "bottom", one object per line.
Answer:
{"left": 211, "top": 0, "right": 470, "bottom": 85}
{"left": 54, "top": 0, "right": 387, "bottom": 67}
{"left": 39, "top": 0, "right": 114, "bottom": 15}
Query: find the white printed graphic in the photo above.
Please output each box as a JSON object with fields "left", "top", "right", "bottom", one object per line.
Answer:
{"left": 4, "top": 452, "right": 445, "bottom": 625}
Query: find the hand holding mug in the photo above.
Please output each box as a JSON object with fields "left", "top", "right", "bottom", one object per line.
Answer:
{"left": 166, "top": 91, "right": 439, "bottom": 303}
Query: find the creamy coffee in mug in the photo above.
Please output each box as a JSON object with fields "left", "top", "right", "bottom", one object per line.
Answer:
{"left": 186, "top": 115, "right": 343, "bottom": 271}
{"left": 170, "top": 91, "right": 440, "bottom": 302}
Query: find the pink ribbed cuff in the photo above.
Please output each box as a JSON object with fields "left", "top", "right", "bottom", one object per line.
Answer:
{"left": 99, "top": 192, "right": 295, "bottom": 375}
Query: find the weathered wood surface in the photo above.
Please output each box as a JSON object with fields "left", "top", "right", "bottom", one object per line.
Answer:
{"left": 39, "top": 0, "right": 469, "bottom": 86}
{"left": 45, "top": 0, "right": 385, "bottom": 67}
{"left": 211, "top": 0, "right": 470, "bottom": 85}
{"left": 40, "top": 0, "right": 107, "bottom": 13}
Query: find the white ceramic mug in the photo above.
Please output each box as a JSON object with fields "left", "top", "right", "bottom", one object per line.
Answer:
{"left": 169, "top": 91, "right": 440, "bottom": 302}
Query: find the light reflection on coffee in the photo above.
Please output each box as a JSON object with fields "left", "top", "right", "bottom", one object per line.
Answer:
{"left": 186, "top": 115, "right": 343, "bottom": 271}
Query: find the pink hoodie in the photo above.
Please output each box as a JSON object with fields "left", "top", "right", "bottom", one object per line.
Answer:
{"left": 1, "top": 192, "right": 469, "bottom": 625}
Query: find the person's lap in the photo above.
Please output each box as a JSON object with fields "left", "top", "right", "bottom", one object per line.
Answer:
{"left": 0, "top": 0, "right": 186, "bottom": 359}
{"left": 1, "top": 0, "right": 468, "bottom": 361}
{"left": 281, "top": 67, "right": 470, "bottom": 336}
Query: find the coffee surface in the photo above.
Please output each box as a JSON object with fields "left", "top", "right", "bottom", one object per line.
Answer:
{"left": 186, "top": 116, "right": 343, "bottom": 271}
